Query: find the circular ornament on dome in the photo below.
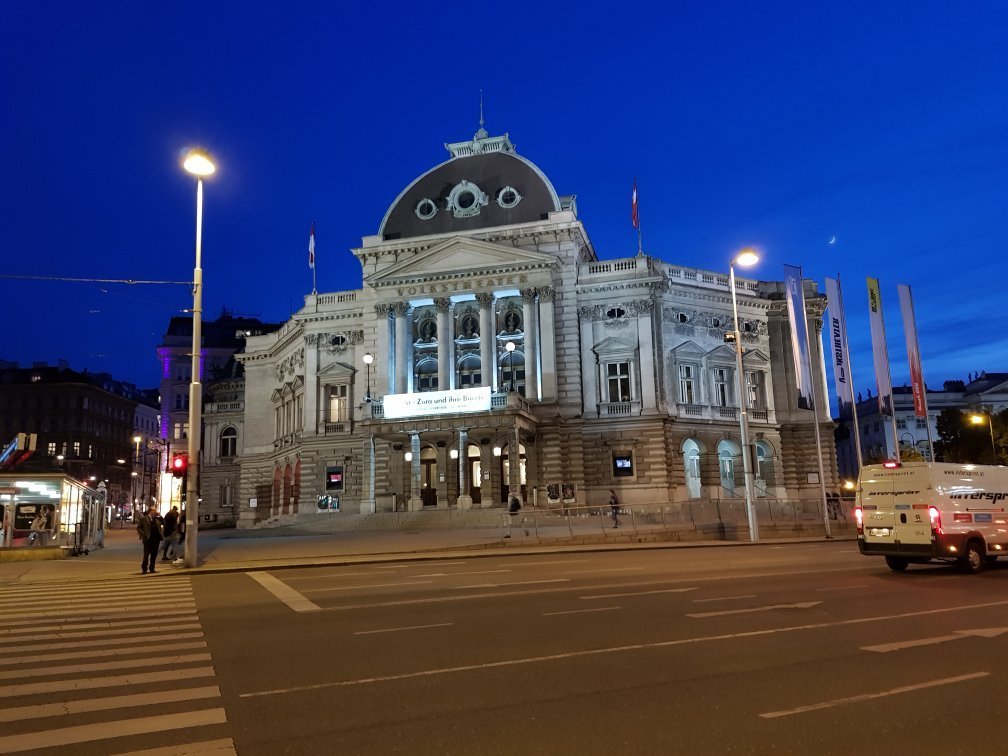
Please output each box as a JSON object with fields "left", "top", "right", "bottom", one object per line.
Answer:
{"left": 496, "top": 186, "right": 523, "bottom": 209}
{"left": 415, "top": 198, "right": 438, "bottom": 220}
{"left": 447, "top": 180, "right": 488, "bottom": 218}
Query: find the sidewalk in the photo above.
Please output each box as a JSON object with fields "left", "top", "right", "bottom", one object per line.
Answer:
{"left": 0, "top": 520, "right": 856, "bottom": 586}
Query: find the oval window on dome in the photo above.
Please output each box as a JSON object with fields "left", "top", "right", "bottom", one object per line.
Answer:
{"left": 496, "top": 186, "right": 522, "bottom": 209}
{"left": 457, "top": 190, "right": 476, "bottom": 210}
{"left": 415, "top": 198, "right": 438, "bottom": 220}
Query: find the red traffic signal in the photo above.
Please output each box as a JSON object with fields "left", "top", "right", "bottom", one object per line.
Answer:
{"left": 171, "top": 454, "right": 188, "bottom": 478}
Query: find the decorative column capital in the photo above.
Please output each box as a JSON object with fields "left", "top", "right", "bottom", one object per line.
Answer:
{"left": 475, "top": 292, "right": 494, "bottom": 308}
{"left": 434, "top": 297, "right": 451, "bottom": 313}
{"left": 374, "top": 302, "right": 392, "bottom": 317}
{"left": 393, "top": 302, "right": 411, "bottom": 317}
{"left": 520, "top": 287, "right": 537, "bottom": 304}
{"left": 537, "top": 285, "right": 555, "bottom": 302}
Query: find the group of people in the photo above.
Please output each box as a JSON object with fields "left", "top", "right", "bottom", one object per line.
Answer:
{"left": 136, "top": 504, "right": 184, "bottom": 574}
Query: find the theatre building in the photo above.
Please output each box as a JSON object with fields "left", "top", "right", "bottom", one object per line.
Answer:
{"left": 234, "top": 127, "right": 838, "bottom": 524}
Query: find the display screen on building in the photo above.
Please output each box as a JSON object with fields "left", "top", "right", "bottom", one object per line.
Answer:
{"left": 382, "top": 387, "right": 492, "bottom": 419}
{"left": 613, "top": 453, "right": 634, "bottom": 477}
{"left": 326, "top": 467, "right": 343, "bottom": 491}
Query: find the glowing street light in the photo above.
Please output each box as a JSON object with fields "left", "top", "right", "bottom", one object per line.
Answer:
{"left": 969, "top": 412, "right": 997, "bottom": 462}
{"left": 363, "top": 352, "right": 374, "bottom": 402}
{"left": 729, "top": 248, "right": 760, "bottom": 542}
{"left": 182, "top": 147, "right": 216, "bottom": 568}
{"left": 505, "top": 341, "right": 516, "bottom": 392}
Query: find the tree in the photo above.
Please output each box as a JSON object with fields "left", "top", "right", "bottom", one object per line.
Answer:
{"left": 934, "top": 407, "right": 1007, "bottom": 464}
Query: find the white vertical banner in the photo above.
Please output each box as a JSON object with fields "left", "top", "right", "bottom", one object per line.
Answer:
{"left": 824, "top": 277, "right": 855, "bottom": 419}
{"left": 866, "top": 277, "right": 895, "bottom": 418}
{"left": 783, "top": 265, "right": 814, "bottom": 410}
{"left": 897, "top": 284, "right": 927, "bottom": 418}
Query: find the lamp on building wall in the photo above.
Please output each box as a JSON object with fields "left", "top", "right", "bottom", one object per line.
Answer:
{"left": 729, "top": 248, "right": 760, "bottom": 543}
{"left": 363, "top": 352, "right": 374, "bottom": 402}
{"left": 504, "top": 341, "right": 516, "bottom": 392}
{"left": 404, "top": 451, "right": 413, "bottom": 462}
{"left": 969, "top": 412, "right": 997, "bottom": 463}
{"left": 182, "top": 147, "right": 216, "bottom": 568}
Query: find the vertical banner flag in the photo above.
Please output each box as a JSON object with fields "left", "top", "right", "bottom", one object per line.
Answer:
{"left": 308, "top": 223, "right": 316, "bottom": 270}
{"left": 824, "top": 277, "right": 855, "bottom": 419}
{"left": 866, "top": 277, "right": 895, "bottom": 417}
{"left": 783, "top": 265, "right": 814, "bottom": 410}
{"left": 631, "top": 178, "right": 639, "bottom": 230}
{"left": 897, "top": 284, "right": 927, "bottom": 417}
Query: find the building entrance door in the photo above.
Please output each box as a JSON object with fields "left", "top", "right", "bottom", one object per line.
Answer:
{"left": 420, "top": 456, "right": 437, "bottom": 507}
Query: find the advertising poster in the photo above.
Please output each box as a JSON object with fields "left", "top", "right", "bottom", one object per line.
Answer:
{"left": 897, "top": 284, "right": 928, "bottom": 418}
{"left": 866, "top": 277, "right": 895, "bottom": 417}
{"left": 783, "top": 265, "right": 814, "bottom": 410}
{"left": 824, "top": 277, "right": 856, "bottom": 419}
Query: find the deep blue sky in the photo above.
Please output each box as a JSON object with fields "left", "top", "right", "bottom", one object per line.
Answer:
{"left": 2, "top": 1, "right": 1005, "bottom": 412}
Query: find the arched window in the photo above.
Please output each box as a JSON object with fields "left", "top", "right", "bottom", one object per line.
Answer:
{"left": 717, "top": 439, "right": 740, "bottom": 494}
{"left": 500, "top": 349, "right": 525, "bottom": 395}
{"left": 416, "top": 358, "right": 438, "bottom": 392}
{"left": 683, "top": 439, "right": 702, "bottom": 499}
{"left": 220, "top": 427, "right": 238, "bottom": 458}
{"left": 457, "top": 355, "right": 482, "bottom": 389}
{"left": 755, "top": 440, "right": 772, "bottom": 497}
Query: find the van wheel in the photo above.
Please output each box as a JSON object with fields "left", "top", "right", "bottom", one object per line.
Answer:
{"left": 885, "top": 556, "right": 909, "bottom": 572}
{"left": 961, "top": 541, "right": 985, "bottom": 574}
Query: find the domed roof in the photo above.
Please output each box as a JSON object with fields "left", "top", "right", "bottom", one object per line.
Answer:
{"left": 379, "top": 132, "right": 562, "bottom": 241}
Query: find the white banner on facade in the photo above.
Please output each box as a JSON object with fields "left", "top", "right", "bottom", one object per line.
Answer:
{"left": 897, "top": 284, "right": 928, "bottom": 418}
{"left": 783, "top": 265, "right": 814, "bottom": 410}
{"left": 824, "top": 277, "right": 855, "bottom": 420}
{"left": 382, "top": 386, "right": 492, "bottom": 419}
{"left": 866, "top": 277, "right": 895, "bottom": 417}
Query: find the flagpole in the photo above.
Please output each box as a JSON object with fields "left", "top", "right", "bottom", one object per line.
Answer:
{"left": 803, "top": 287, "right": 831, "bottom": 539}
{"left": 836, "top": 275, "right": 864, "bottom": 474}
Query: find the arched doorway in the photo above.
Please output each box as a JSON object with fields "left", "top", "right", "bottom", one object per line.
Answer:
{"left": 420, "top": 445, "right": 438, "bottom": 507}
{"left": 500, "top": 442, "right": 527, "bottom": 503}
{"left": 467, "top": 443, "right": 482, "bottom": 504}
{"left": 717, "top": 439, "right": 740, "bottom": 495}
{"left": 682, "top": 438, "right": 702, "bottom": 499}
{"left": 755, "top": 440, "right": 773, "bottom": 497}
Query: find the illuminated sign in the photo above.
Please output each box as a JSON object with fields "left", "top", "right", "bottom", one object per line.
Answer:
{"left": 383, "top": 387, "right": 492, "bottom": 419}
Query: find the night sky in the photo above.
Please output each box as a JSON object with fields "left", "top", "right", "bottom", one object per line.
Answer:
{"left": 2, "top": 1, "right": 1005, "bottom": 413}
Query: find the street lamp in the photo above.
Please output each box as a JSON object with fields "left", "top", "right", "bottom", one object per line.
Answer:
{"left": 363, "top": 352, "right": 374, "bottom": 402}
{"left": 183, "top": 147, "right": 215, "bottom": 568}
{"left": 729, "top": 248, "right": 760, "bottom": 542}
{"left": 969, "top": 413, "right": 997, "bottom": 463}
{"left": 505, "top": 341, "right": 516, "bottom": 392}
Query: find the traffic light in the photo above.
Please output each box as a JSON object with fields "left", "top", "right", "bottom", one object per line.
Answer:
{"left": 171, "top": 454, "right": 188, "bottom": 478}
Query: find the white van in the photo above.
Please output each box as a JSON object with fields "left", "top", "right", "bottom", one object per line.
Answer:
{"left": 855, "top": 461, "right": 1008, "bottom": 573}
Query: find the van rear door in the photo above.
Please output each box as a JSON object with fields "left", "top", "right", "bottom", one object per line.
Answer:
{"left": 860, "top": 470, "right": 896, "bottom": 546}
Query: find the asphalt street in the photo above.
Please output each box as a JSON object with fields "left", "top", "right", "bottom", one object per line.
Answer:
{"left": 4, "top": 542, "right": 1008, "bottom": 754}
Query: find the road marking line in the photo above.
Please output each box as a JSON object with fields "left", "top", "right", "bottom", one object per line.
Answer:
{"left": 3, "top": 631, "right": 204, "bottom": 656}
{"left": 113, "top": 737, "right": 237, "bottom": 756}
{"left": 0, "top": 584, "right": 193, "bottom": 601}
{"left": 304, "top": 580, "right": 434, "bottom": 593}
{"left": 0, "top": 611, "right": 198, "bottom": 635}
{"left": 0, "top": 666, "right": 217, "bottom": 699}
{"left": 0, "top": 621, "right": 200, "bottom": 642}
{"left": 1, "top": 603, "right": 196, "bottom": 624}
{"left": 285, "top": 572, "right": 392, "bottom": 580}
{"left": 0, "top": 640, "right": 206, "bottom": 666}
{"left": 355, "top": 623, "right": 454, "bottom": 635}
{"left": 0, "top": 596, "right": 195, "bottom": 616}
{"left": 370, "top": 565, "right": 404, "bottom": 570}
{"left": 0, "top": 707, "right": 227, "bottom": 753}
{"left": 415, "top": 570, "right": 511, "bottom": 577}
{"left": 758, "top": 672, "right": 990, "bottom": 718}
{"left": 0, "top": 652, "right": 212, "bottom": 681}
{"left": 817, "top": 584, "right": 869, "bottom": 592}
{"left": 0, "top": 578, "right": 192, "bottom": 596}
{"left": 543, "top": 607, "right": 621, "bottom": 617}
{"left": 241, "top": 599, "right": 1008, "bottom": 699}
{"left": 0, "top": 685, "right": 221, "bottom": 723}
{"left": 687, "top": 602, "right": 822, "bottom": 618}
{"left": 0, "top": 590, "right": 194, "bottom": 610}
{"left": 692, "top": 595, "right": 757, "bottom": 603}
{"left": 580, "top": 588, "right": 698, "bottom": 600}
{"left": 861, "top": 627, "right": 1008, "bottom": 653}
{"left": 507, "top": 559, "right": 589, "bottom": 567}
{"left": 248, "top": 572, "right": 320, "bottom": 612}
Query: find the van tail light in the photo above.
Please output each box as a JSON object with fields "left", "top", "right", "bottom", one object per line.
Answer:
{"left": 854, "top": 507, "right": 864, "bottom": 535}
{"left": 928, "top": 506, "right": 942, "bottom": 536}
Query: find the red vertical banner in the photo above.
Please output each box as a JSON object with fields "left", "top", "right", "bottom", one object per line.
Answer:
{"left": 897, "top": 284, "right": 927, "bottom": 417}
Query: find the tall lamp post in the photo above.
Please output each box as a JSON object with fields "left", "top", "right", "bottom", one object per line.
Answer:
{"left": 505, "top": 341, "right": 516, "bottom": 392}
{"left": 182, "top": 148, "right": 215, "bottom": 568}
{"left": 729, "top": 248, "right": 760, "bottom": 542}
{"left": 363, "top": 352, "right": 374, "bottom": 402}
{"left": 970, "top": 412, "right": 998, "bottom": 463}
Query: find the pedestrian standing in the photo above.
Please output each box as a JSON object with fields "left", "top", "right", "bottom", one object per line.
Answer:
{"left": 136, "top": 504, "right": 164, "bottom": 574}
{"left": 161, "top": 506, "right": 180, "bottom": 562}
{"left": 609, "top": 489, "right": 620, "bottom": 529}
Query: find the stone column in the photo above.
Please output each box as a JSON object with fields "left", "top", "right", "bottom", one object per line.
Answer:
{"left": 435, "top": 297, "right": 451, "bottom": 392}
{"left": 636, "top": 299, "right": 657, "bottom": 412}
{"left": 394, "top": 302, "right": 410, "bottom": 394}
{"left": 476, "top": 292, "right": 495, "bottom": 390}
{"left": 360, "top": 434, "right": 376, "bottom": 513}
{"left": 374, "top": 303, "right": 392, "bottom": 397}
{"left": 537, "top": 286, "right": 557, "bottom": 402}
{"left": 303, "top": 335, "right": 319, "bottom": 435}
{"left": 408, "top": 432, "right": 423, "bottom": 511}
{"left": 456, "top": 428, "right": 472, "bottom": 509}
{"left": 579, "top": 309, "right": 598, "bottom": 413}
{"left": 520, "top": 288, "right": 538, "bottom": 400}
{"left": 508, "top": 424, "right": 522, "bottom": 506}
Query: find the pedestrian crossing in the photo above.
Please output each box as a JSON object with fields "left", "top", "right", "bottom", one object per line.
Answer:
{"left": 0, "top": 576, "right": 236, "bottom": 755}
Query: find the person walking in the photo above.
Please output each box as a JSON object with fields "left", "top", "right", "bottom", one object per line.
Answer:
{"left": 609, "top": 489, "right": 620, "bottom": 529}
{"left": 136, "top": 504, "right": 164, "bottom": 574}
{"left": 504, "top": 495, "right": 527, "bottom": 538}
{"left": 161, "top": 506, "right": 180, "bottom": 562}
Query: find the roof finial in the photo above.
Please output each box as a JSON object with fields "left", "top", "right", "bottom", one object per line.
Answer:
{"left": 475, "top": 89, "right": 488, "bottom": 140}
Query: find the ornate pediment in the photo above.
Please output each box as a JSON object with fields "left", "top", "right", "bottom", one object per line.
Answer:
{"left": 592, "top": 335, "right": 637, "bottom": 356}
{"left": 670, "top": 340, "right": 705, "bottom": 357}
{"left": 365, "top": 236, "right": 556, "bottom": 289}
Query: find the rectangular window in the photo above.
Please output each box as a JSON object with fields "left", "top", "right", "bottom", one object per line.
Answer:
{"left": 72, "top": 441, "right": 81, "bottom": 457}
{"left": 915, "top": 418, "right": 927, "bottom": 429}
{"left": 47, "top": 441, "right": 56, "bottom": 456}
{"left": 328, "top": 385, "right": 348, "bottom": 422}
{"left": 678, "top": 365, "right": 695, "bottom": 404}
{"left": 713, "top": 368, "right": 730, "bottom": 407}
{"left": 606, "top": 361, "right": 631, "bottom": 402}
{"left": 746, "top": 371, "right": 764, "bottom": 409}
{"left": 896, "top": 419, "right": 906, "bottom": 429}
{"left": 219, "top": 484, "right": 233, "bottom": 510}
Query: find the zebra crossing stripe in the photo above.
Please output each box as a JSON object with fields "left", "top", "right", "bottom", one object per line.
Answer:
{"left": 0, "top": 612, "right": 199, "bottom": 636}
{"left": 113, "top": 737, "right": 237, "bottom": 756}
{"left": 0, "top": 639, "right": 207, "bottom": 667}
{"left": 2, "top": 630, "right": 205, "bottom": 656}
{"left": 0, "top": 652, "right": 212, "bottom": 682}
{"left": 0, "top": 588, "right": 193, "bottom": 610}
{"left": 0, "top": 707, "right": 227, "bottom": 753}
{"left": 0, "top": 666, "right": 216, "bottom": 699}
{"left": 1, "top": 603, "right": 196, "bottom": 625}
{"left": 0, "top": 685, "right": 221, "bottom": 724}
{"left": 0, "top": 620, "right": 201, "bottom": 643}
{"left": 1, "top": 600, "right": 197, "bottom": 622}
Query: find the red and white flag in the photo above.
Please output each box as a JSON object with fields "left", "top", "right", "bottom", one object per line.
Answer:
{"left": 631, "top": 178, "right": 640, "bottom": 230}
{"left": 308, "top": 223, "right": 316, "bottom": 270}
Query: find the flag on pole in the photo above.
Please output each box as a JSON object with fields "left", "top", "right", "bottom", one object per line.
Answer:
{"left": 824, "top": 277, "right": 855, "bottom": 419}
{"left": 308, "top": 223, "right": 316, "bottom": 270}
{"left": 783, "top": 265, "right": 814, "bottom": 410}
{"left": 897, "top": 284, "right": 928, "bottom": 417}
{"left": 631, "top": 178, "right": 639, "bottom": 231}
{"left": 866, "top": 277, "right": 895, "bottom": 417}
